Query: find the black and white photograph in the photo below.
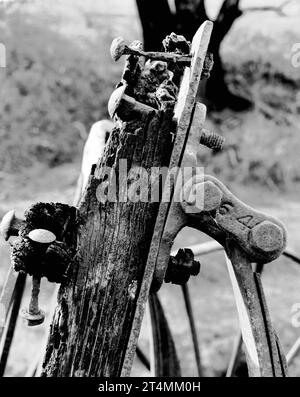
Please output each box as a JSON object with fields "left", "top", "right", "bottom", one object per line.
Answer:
{"left": 0, "top": 0, "right": 300, "bottom": 385}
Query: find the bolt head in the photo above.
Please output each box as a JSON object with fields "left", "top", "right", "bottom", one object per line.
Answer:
{"left": 20, "top": 308, "right": 45, "bottom": 326}
{"left": 108, "top": 85, "right": 127, "bottom": 119}
{"left": 249, "top": 221, "right": 284, "bottom": 255}
{"left": 185, "top": 181, "right": 222, "bottom": 213}
{"left": 28, "top": 229, "right": 56, "bottom": 245}
{"left": 165, "top": 248, "right": 200, "bottom": 285}
{"left": 190, "top": 260, "right": 201, "bottom": 276}
{"left": 0, "top": 209, "right": 16, "bottom": 240}
{"left": 110, "top": 36, "right": 126, "bottom": 61}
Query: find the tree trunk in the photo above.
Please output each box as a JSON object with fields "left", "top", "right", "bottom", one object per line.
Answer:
{"left": 136, "top": 0, "right": 252, "bottom": 111}
{"left": 41, "top": 54, "right": 179, "bottom": 376}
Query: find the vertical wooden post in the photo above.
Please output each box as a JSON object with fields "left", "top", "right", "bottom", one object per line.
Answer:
{"left": 42, "top": 51, "right": 180, "bottom": 377}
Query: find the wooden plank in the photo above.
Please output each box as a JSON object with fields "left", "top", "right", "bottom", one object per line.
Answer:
{"left": 42, "top": 71, "right": 176, "bottom": 376}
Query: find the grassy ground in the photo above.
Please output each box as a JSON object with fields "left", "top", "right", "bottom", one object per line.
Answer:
{"left": 0, "top": 0, "right": 300, "bottom": 377}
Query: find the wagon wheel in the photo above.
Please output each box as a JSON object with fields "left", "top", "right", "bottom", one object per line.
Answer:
{"left": 140, "top": 243, "right": 300, "bottom": 377}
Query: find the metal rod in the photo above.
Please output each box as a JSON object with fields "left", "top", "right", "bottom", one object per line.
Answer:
{"left": 283, "top": 250, "right": 300, "bottom": 266}
{"left": 0, "top": 268, "right": 19, "bottom": 341}
{"left": 171, "top": 240, "right": 223, "bottom": 257}
{"left": 173, "top": 242, "right": 300, "bottom": 268}
{"left": 136, "top": 346, "right": 150, "bottom": 371}
{"left": 286, "top": 336, "right": 300, "bottom": 365}
{"left": 225, "top": 262, "right": 265, "bottom": 377}
{"left": 226, "top": 333, "right": 243, "bottom": 377}
{"left": 0, "top": 273, "right": 26, "bottom": 376}
{"left": 181, "top": 284, "right": 203, "bottom": 377}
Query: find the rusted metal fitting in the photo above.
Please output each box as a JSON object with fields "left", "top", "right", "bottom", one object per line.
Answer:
{"left": 110, "top": 36, "right": 191, "bottom": 65}
{"left": 0, "top": 210, "right": 24, "bottom": 241}
{"left": 11, "top": 202, "right": 76, "bottom": 282}
{"left": 182, "top": 179, "right": 223, "bottom": 214}
{"left": 108, "top": 85, "right": 157, "bottom": 121}
{"left": 19, "top": 229, "right": 56, "bottom": 326}
{"left": 20, "top": 275, "right": 45, "bottom": 326}
{"left": 249, "top": 221, "right": 284, "bottom": 257}
{"left": 181, "top": 174, "right": 286, "bottom": 263}
{"left": 201, "top": 52, "right": 214, "bottom": 80}
{"left": 200, "top": 128, "right": 225, "bottom": 150}
{"left": 165, "top": 248, "right": 200, "bottom": 285}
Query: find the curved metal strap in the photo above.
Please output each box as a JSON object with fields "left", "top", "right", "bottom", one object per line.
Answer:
{"left": 148, "top": 293, "right": 181, "bottom": 376}
{"left": 224, "top": 241, "right": 287, "bottom": 376}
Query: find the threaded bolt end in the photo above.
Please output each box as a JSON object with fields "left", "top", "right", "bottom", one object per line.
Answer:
{"left": 200, "top": 129, "right": 225, "bottom": 150}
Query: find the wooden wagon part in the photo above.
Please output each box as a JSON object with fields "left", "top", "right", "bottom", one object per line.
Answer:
{"left": 0, "top": 20, "right": 294, "bottom": 378}
{"left": 122, "top": 20, "right": 214, "bottom": 377}
{"left": 144, "top": 98, "right": 288, "bottom": 375}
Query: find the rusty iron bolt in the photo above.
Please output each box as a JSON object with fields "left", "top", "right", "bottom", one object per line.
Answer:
{"left": 165, "top": 248, "right": 201, "bottom": 285}
{"left": 110, "top": 36, "right": 192, "bottom": 65}
{"left": 19, "top": 229, "right": 56, "bottom": 326}
{"left": 183, "top": 180, "right": 223, "bottom": 214}
{"left": 201, "top": 52, "right": 214, "bottom": 80}
{"left": 200, "top": 128, "right": 225, "bottom": 151}
{"left": 0, "top": 210, "right": 24, "bottom": 241}
{"left": 170, "top": 119, "right": 224, "bottom": 151}
{"left": 108, "top": 85, "right": 157, "bottom": 121}
{"left": 27, "top": 228, "right": 57, "bottom": 258}
{"left": 249, "top": 221, "right": 285, "bottom": 255}
{"left": 20, "top": 275, "right": 45, "bottom": 326}
{"left": 28, "top": 229, "right": 56, "bottom": 245}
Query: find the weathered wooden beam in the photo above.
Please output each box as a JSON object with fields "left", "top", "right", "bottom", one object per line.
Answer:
{"left": 41, "top": 47, "right": 180, "bottom": 377}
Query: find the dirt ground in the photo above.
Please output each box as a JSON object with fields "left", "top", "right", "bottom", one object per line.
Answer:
{"left": 0, "top": 0, "right": 300, "bottom": 377}
{"left": 1, "top": 166, "right": 300, "bottom": 377}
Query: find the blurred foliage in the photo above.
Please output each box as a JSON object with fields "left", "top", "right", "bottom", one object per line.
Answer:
{"left": 0, "top": 1, "right": 300, "bottom": 193}
{"left": 0, "top": 8, "right": 114, "bottom": 172}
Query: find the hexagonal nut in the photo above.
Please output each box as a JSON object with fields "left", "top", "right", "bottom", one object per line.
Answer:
{"left": 249, "top": 221, "right": 285, "bottom": 255}
{"left": 20, "top": 308, "right": 45, "bottom": 326}
{"left": 184, "top": 181, "right": 222, "bottom": 214}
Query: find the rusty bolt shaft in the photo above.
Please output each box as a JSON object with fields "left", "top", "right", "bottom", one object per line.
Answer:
{"left": 111, "top": 36, "right": 191, "bottom": 64}
{"left": 20, "top": 275, "right": 45, "bottom": 326}
{"left": 29, "top": 276, "right": 41, "bottom": 315}
{"left": 200, "top": 128, "right": 225, "bottom": 150}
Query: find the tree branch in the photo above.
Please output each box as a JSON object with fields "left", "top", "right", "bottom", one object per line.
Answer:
{"left": 174, "top": 0, "right": 208, "bottom": 41}
{"left": 242, "top": 0, "right": 292, "bottom": 17}
{"left": 136, "top": 0, "right": 175, "bottom": 50}
{"left": 210, "top": 0, "right": 241, "bottom": 52}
